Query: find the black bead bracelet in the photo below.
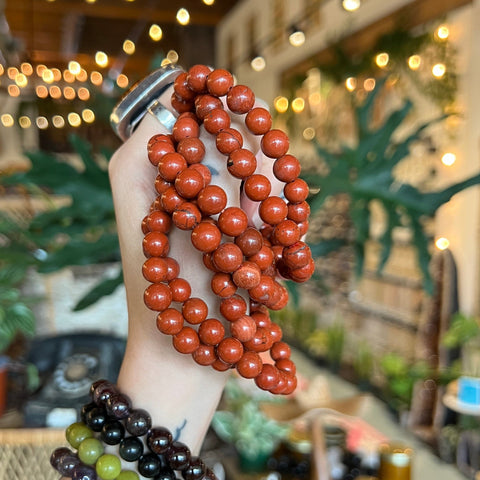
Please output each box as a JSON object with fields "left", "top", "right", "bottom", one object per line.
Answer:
{"left": 50, "top": 380, "right": 217, "bottom": 480}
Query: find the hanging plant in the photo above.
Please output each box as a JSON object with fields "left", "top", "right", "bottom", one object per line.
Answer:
{"left": 302, "top": 82, "right": 480, "bottom": 294}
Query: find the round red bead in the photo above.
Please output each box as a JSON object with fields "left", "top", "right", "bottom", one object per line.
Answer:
{"left": 142, "top": 211, "right": 172, "bottom": 234}
{"left": 142, "top": 257, "right": 168, "bottom": 283}
{"left": 198, "top": 318, "right": 225, "bottom": 346}
{"left": 282, "top": 241, "right": 311, "bottom": 269}
{"left": 287, "top": 201, "right": 310, "bottom": 223}
{"left": 186, "top": 64, "right": 211, "bottom": 93}
{"left": 255, "top": 364, "right": 279, "bottom": 390}
{"left": 164, "top": 257, "right": 180, "bottom": 281}
{"left": 182, "top": 297, "right": 208, "bottom": 325}
{"left": 195, "top": 94, "right": 223, "bottom": 120}
{"left": 174, "top": 168, "right": 204, "bottom": 199}
{"left": 148, "top": 139, "right": 176, "bottom": 166}
{"left": 235, "top": 228, "right": 263, "bottom": 256}
{"left": 259, "top": 196, "right": 288, "bottom": 225}
{"left": 197, "top": 185, "right": 227, "bottom": 215}
{"left": 261, "top": 129, "right": 289, "bottom": 158}
{"left": 276, "top": 358, "right": 296, "bottom": 375}
{"left": 243, "top": 326, "right": 273, "bottom": 352}
{"left": 204, "top": 108, "right": 231, "bottom": 135}
{"left": 211, "top": 272, "right": 237, "bottom": 297}
{"left": 174, "top": 72, "right": 196, "bottom": 101}
{"left": 173, "top": 327, "right": 200, "bottom": 354}
{"left": 226, "top": 85, "right": 255, "bottom": 114}
{"left": 273, "top": 220, "right": 300, "bottom": 246}
{"left": 230, "top": 315, "right": 256, "bottom": 342}
{"left": 160, "top": 187, "right": 185, "bottom": 213}
{"left": 144, "top": 283, "right": 172, "bottom": 311}
{"left": 156, "top": 308, "right": 184, "bottom": 335}
{"left": 271, "top": 341, "right": 291, "bottom": 360}
{"left": 154, "top": 177, "right": 172, "bottom": 196}
{"left": 192, "top": 344, "right": 217, "bottom": 366}
{"left": 172, "top": 202, "right": 202, "bottom": 230}
{"left": 245, "top": 107, "right": 272, "bottom": 135}
{"left": 284, "top": 178, "right": 309, "bottom": 203}
{"left": 216, "top": 128, "right": 243, "bottom": 155}
{"left": 206, "top": 69, "right": 234, "bottom": 97}
{"left": 227, "top": 149, "right": 257, "bottom": 179}
{"left": 171, "top": 92, "right": 194, "bottom": 114}
{"left": 273, "top": 155, "right": 301, "bottom": 183}
{"left": 232, "top": 261, "right": 261, "bottom": 289}
{"left": 218, "top": 207, "right": 248, "bottom": 237}
{"left": 158, "top": 153, "right": 187, "bottom": 182}
{"left": 219, "top": 295, "right": 247, "bottom": 322}
{"left": 191, "top": 222, "right": 222, "bottom": 253}
{"left": 248, "top": 245, "right": 274, "bottom": 271}
{"left": 189, "top": 164, "right": 211, "bottom": 187}
{"left": 169, "top": 277, "right": 191, "bottom": 303}
{"left": 217, "top": 337, "right": 244, "bottom": 364}
{"left": 212, "top": 243, "right": 243, "bottom": 273}
{"left": 177, "top": 138, "right": 205, "bottom": 164}
{"left": 143, "top": 232, "right": 170, "bottom": 258}
{"left": 244, "top": 174, "right": 272, "bottom": 202}
{"left": 211, "top": 358, "right": 232, "bottom": 371}
{"left": 236, "top": 351, "right": 263, "bottom": 379}
{"left": 172, "top": 117, "right": 200, "bottom": 143}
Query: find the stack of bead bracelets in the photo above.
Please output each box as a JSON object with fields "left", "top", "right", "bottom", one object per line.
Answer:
{"left": 142, "top": 64, "right": 314, "bottom": 395}
{"left": 51, "top": 380, "right": 216, "bottom": 480}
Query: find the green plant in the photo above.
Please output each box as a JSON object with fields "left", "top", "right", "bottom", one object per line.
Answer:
{"left": 302, "top": 83, "right": 480, "bottom": 294}
{"left": 325, "top": 323, "right": 345, "bottom": 370}
{"left": 442, "top": 313, "right": 480, "bottom": 349}
{"left": 211, "top": 379, "right": 290, "bottom": 462}
{"left": 353, "top": 342, "right": 374, "bottom": 382}
{"left": 2, "top": 135, "right": 120, "bottom": 310}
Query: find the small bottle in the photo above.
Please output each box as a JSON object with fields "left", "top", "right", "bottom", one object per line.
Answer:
{"left": 378, "top": 444, "right": 412, "bottom": 480}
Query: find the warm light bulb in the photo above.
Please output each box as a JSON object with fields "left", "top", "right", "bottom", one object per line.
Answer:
{"left": 20, "top": 63, "right": 33, "bottom": 76}
{"left": 116, "top": 74, "right": 129, "bottom": 89}
{"left": 95, "top": 51, "right": 109, "bottom": 67}
{"left": 36, "top": 85, "right": 49, "bottom": 98}
{"left": 408, "top": 55, "right": 422, "bottom": 70}
{"left": 342, "top": 0, "right": 361, "bottom": 12}
{"left": 303, "top": 127, "right": 316, "bottom": 140}
{"left": 375, "top": 52, "right": 389, "bottom": 68}
{"left": 49, "top": 86, "right": 62, "bottom": 99}
{"left": 364, "top": 78, "right": 376, "bottom": 91}
{"left": 63, "top": 86, "right": 76, "bottom": 100}
{"left": 78, "top": 87, "right": 90, "bottom": 101}
{"left": 436, "top": 25, "right": 450, "bottom": 41}
{"left": 68, "top": 61, "right": 81, "bottom": 75}
{"left": 7, "top": 67, "right": 18, "bottom": 79}
{"left": 63, "top": 70, "right": 76, "bottom": 83}
{"left": 123, "top": 39, "right": 135, "bottom": 55}
{"left": 19, "top": 116, "right": 31, "bottom": 128}
{"left": 149, "top": 24, "right": 163, "bottom": 41}
{"left": 52, "top": 68, "right": 62, "bottom": 82}
{"left": 36, "top": 64, "right": 47, "bottom": 76}
{"left": 289, "top": 30, "right": 305, "bottom": 47}
{"left": 274, "top": 96, "right": 289, "bottom": 113}
{"left": 250, "top": 55, "right": 266, "bottom": 72}
{"left": 176, "top": 8, "right": 190, "bottom": 25}
{"left": 0, "top": 64, "right": 4, "bottom": 76}
{"left": 90, "top": 71, "right": 103, "bottom": 86}
{"left": 345, "top": 77, "right": 357, "bottom": 92}
{"left": 167, "top": 50, "right": 179, "bottom": 64}
{"left": 82, "top": 109, "right": 95, "bottom": 123}
{"left": 435, "top": 237, "right": 450, "bottom": 250}
{"left": 36, "top": 116, "right": 49, "bottom": 129}
{"left": 8, "top": 85, "right": 20, "bottom": 97}
{"left": 1, "top": 114, "right": 14, "bottom": 127}
{"left": 432, "top": 63, "right": 446, "bottom": 78}
{"left": 42, "top": 69, "right": 54, "bottom": 83}
{"left": 68, "top": 112, "right": 82, "bottom": 127}
{"left": 77, "top": 69, "right": 88, "bottom": 82}
{"left": 203, "top": 0, "right": 214, "bottom": 5}
{"left": 52, "top": 115, "right": 65, "bottom": 128}
{"left": 441, "top": 152, "right": 456, "bottom": 166}
{"left": 291, "top": 97, "right": 305, "bottom": 113}
{"left": 15, "top": 73, "right": 28, "bottom": 87}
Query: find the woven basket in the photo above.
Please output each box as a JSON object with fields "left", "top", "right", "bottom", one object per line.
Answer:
{"left": 0, "top": 429, "right": 66, "bottom": 480}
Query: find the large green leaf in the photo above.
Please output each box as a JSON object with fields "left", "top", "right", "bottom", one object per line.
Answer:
{"left": 73, "top": 270, "right": 124, "bottom": 311}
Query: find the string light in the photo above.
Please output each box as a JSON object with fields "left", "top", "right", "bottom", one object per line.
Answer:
{"left": 289, "top": 27, "right": 305, "bottom": 47}
{"left": 68, "top": 112, "right": 82, "bottom": 127}
{"left": 342, "top": 0, "right": 361, "bottom": 12}
{"left": 78, "top": 87, "right": 91, "bottom": 101}
{"left": 345, "top": 77, "right": 357, "bottom": 92}
{"left": 8, "top": 85, "right": 20, "bottom": 97}
{"left": 68, "top": 61, "right": 81, "bottom": 75}
{"left": 408, "top": 55, "right": 422, "bottom": 70}
{"left": 291, "top": 97, "right": 305, "bottom": 113}
{"left": 19, "top": 116, "right": 31, "bottom": 129}
{"left": 176, "top": 8, "right": 190, "bottom": 25}
{"left": 63, "top": 86, "right": 76, "bottom": 100}
{"left": 274, "top": 96, "right": 289, "bottom": 113}
{"left": 36, "top": 85, "right": 49, "bottom": 98}
{"left": 364, "top": 78, "right": 376, "bottom": 91}
{"left": 116, "top": 74, "right": 129, "bottom": 88}
{"left": 42, "top": 69, "right": 55, "bottom": 83}
{"left": 52, "top": 115, "right": 65, "bottom": 128}
{"left": 203, "top": 0, "right": 215, "bottom": 5}
{"left": 95, "top": 51, "right": 109, "bottom": 67}
{"left": 441, "top": 152, "right": 456, "bottom": 166}
{"left": 63, "top": 70, "right": 76, "bottom": 83}
{"left": 20, "top": 63, "right": 33, "bottom": 75}
{"left": 77, "top": 69, "right": 88, "bottom": 82}
{"left": 436, "top": 25, "right": 450, "bottom": 41}
{"left": 90, "top": 71, "right": 103, "bottom": 86}
{"left": 36, "top": 116, "right": 49, "bottom": 129}
{"left": 123, "top": 40, "right": 136, "bottom": 55}
{"left": 7, "top": 67, "right": 19, "bottom": 80}
{"left": 149, "top": 24, "right": 163, "bottom": 41}
{"left": 49, "top": 86, "right": 62, "bottom": 99}
{"left": 1, "top": 114, "right": 14, "bottom": 127}
{"left": 167, "top": 50, "right": 179, "bottom": 64}
{"left": 82, "top": 109, "right": 95, "bottom": 123}
{"left": 36, "top": 65, "right": 47, "bottom": 76}
{"left": 303, "top": 127, "right": 316, "bottom": 140}
{"left": 375, "top": 52, "right": 389, "bottom": 68}
{"left": 250, "top": 55, "right": 266, "bottom": 72}
{"left": 432, "top": 63, "right": 446, "bottom": 78}
{"left": 435, "top": 237, "right": 450, "bottom": 250}
{"left": 15, "top": 73, "right": 28, "bottom": 87}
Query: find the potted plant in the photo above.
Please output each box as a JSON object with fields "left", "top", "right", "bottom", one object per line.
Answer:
{"left": 211, "top": 379, "right": 290, "bottom": 472}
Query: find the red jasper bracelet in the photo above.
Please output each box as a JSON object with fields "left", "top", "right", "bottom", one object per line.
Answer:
{"left": 141, "top": 64, "right": 314, "bottom": 395}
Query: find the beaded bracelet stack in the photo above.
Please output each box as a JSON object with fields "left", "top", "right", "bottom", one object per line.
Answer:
{"left": 142, "top": 64, "right": 314, "bottom": 395}
{"left": 50, "top": 380, "right": 216, "bottom": 480}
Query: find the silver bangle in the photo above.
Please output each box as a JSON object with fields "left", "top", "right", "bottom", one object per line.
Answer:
{"left": 110, "top": 64, "right": 183, "bottom": 141}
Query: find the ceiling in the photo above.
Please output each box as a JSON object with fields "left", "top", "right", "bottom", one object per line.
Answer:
{"left": 2, "top": 0, "right": 240, "bottom": 80}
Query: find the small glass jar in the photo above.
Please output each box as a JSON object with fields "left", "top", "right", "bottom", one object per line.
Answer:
{"left": 378, "top": 444, "right": 413, "bottom": 480}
